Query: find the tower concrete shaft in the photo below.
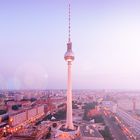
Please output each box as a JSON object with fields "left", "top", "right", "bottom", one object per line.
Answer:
{"left": 64, "top": 3, "right": 74, "bottom": 130}
{"left": 66, "top": 61, "right": 74, "bottom": 129}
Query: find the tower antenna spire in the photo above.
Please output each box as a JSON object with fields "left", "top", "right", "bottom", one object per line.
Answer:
{"left": 68, "top": 3, "right": 71, "bottom": 42}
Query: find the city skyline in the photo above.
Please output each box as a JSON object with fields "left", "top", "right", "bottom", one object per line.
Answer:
{"left": 1, "top": 0, "right": 140, "bottom": 90}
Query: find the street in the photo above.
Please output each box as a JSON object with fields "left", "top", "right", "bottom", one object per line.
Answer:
{"left": 103, "top": 112, "right": 129, "bottom": 140}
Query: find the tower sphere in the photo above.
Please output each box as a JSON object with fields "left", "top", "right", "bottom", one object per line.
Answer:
{"left": 64, "top": 42, "right": 74, "bottom": 62}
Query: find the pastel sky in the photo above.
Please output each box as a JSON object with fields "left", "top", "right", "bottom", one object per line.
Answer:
{"left": 0, "top": 0, "right": 140, "bottom": 90}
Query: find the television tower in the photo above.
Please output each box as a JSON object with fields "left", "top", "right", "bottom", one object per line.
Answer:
{"left": 64, "top": 3, "right": 74, "bottom": 130}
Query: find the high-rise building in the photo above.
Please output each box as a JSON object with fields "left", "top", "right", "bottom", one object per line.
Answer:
{"left": 132, "top": 98, "right": 136, "bottom": 113}
{"left": 64, "top": 3, "right": 74, "bottom": 130}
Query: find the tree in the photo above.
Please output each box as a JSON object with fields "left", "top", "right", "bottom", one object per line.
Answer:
{"left": 12, "top": 105, "right": 19, "bottom": 110}
{"left": 82, "top": 102, "right": 97, "bottom": 121}
{"left": 99, "top": 126, "right": 112, "bottom": 140}
{"left": 72, "top": 104, "right": 78, "bottom": 109}
{"left": 52, "top": 123, "right": 57, "bottom": 128}
{"left": 93, "top": 115, "right": 104, "bottom": 123}
{"left": 0, "top": 110, "right": 7, "bottom": 115}
{"left": 30, "top": 98, "right": 37, "bottom": 102}
{"left": 54, "top": 110, "right": 66, "bottom": 120}
{"left": 45, "top": 132, "right": 51, "bottom": 139}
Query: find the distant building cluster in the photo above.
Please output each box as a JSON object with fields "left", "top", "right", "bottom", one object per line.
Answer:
{"left": 0, "top": 89, "right": 140, "bottom": 140}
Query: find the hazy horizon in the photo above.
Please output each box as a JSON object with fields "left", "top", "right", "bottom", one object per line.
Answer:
{"left": 1, "top": 0, "right": 140, "bottom": 90}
